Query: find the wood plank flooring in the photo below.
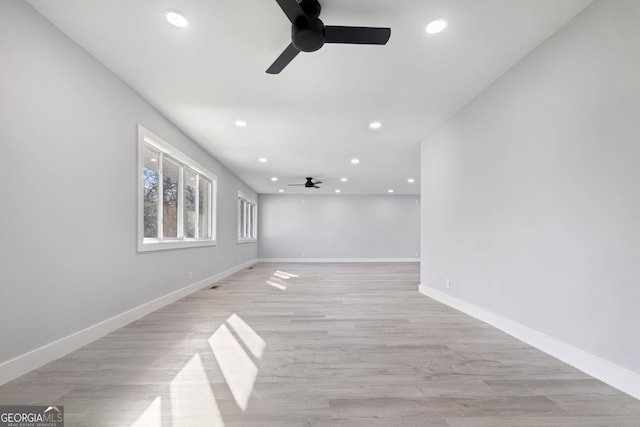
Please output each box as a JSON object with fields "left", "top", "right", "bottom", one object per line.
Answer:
{"left": 1, "top": 262, "right": 639, "bottom": 426}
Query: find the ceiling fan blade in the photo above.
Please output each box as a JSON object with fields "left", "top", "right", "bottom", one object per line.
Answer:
{"left": 274, "top": 0, "right": 307, "bottom": 24}
{"left": 266, "top": 43, "right": 301, "bottom": 74}
{"left": 324, "top": 26, "right": 391, "bottom": 45}
{"left": 288, "top": 184, "right": 306, "bottom": 186}
{"left": 313, "top": 185, "right": 321, "bottom": 189}
{"left": 312, "top": 181, "right": 323, "bottom": 185}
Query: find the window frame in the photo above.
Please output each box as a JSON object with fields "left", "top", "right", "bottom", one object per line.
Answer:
{"left": 237, "top": 191, "right": 258, "bottom": 243}
{"left": 138, "top": 125, "right": 217, "bottom": 252}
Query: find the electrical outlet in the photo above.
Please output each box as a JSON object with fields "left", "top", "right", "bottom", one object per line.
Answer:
{"left": 446, "top": 279, "right": 451, "bottom": 289}
{"left": 188, "top": 271, "right": 192, "bottom": 280}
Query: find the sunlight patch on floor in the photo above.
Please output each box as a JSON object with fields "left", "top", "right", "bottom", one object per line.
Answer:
{"left": 227, "top": 313, "right": 266, "bottom": 360}
{"left": 130, "top": 308, "right": 267, "bottom": 424}
{"left": 130, "top": 396, "right": 161, "bottom": 427}
{"left": 266, "top": 280, "right": 287, "bottom": 290}
{"left": 169, "top": 353, "right": 225, "bottom": 426}
{"left": 267, "top": 269, "right": 300, "bottom": 290}
{"left": 275, "top": 270, "right": 299, "bottom": 278}
{"left": 209, "top": 324, "right": 258, "bottom": 411}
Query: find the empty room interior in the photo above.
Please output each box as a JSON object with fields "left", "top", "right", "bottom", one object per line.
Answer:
{"left": 2, "top": 0, "right": 640, "bottom": 425}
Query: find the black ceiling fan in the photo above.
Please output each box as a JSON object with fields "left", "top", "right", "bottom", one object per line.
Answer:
{"left": 288, "top": 177, "right": 323, "bottom": 189}
{"left": 267, "top": 0, "right": 391, "bottom": 74}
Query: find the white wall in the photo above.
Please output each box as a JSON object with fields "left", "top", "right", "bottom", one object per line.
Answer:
{"left": 421, "top": 0, "right": 640, "bottom": 376}
{"left": 259, "top": 195, "right": 420, "bottom": 260}
{"left": 0, "top": 1, "right": 257, "bottom": 369}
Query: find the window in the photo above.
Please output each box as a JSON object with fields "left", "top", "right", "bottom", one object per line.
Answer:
{"left": 237, "top": 192, "right": 257, "bottom": 243}
{"left": 138, "top": 125, "right": 217, "bottom": 251}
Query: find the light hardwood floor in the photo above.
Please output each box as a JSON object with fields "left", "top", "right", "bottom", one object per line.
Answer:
{"left": 1, "top": 263, "right": 639, "bottom": 426}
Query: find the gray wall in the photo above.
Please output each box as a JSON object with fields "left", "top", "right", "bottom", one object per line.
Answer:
{"left": 0, "top": 1, "right": 257, "bottom": 364}
{"left": 421, "top": 0, "right": 640, "bottom": 373}
{"left": 259, "top": 195, "right": 420, "bottom": 259}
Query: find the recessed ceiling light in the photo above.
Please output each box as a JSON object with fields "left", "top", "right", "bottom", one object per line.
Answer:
{"left": 278, "top": 189, "right": 284, "bottom": 193}
{"left": 351, "top": 158, "right": 360, "bottom": 165}
{"left": 335, "top": 189, "right": 341, "bottom": 193}
{"left": 426, "top": 19, "right": 447, "bottom": 34}
{"left": 407, "top": 178, "right": 415, "bottom": 183}
{"left": 165, "top": 11, "right": 189, "bottom": 28}
{"left": 258, "top": 157, "right": 268, "bottom": 163}
{"left": 150, "top": 158, "right": 157, "bottom": 162}
{"left": 369, "top": 121, "right": 382, "bottom": 130}
{"left": 341, "top": 178, "right": 348, "bottom": 182}
{"left": 271, "top": 177, "right": 278, "bottom": 182}
{"left": 388, "top": 189, "right": 395, "bottom": 193}
{"left": 235, "top": 120, "right": 247, "bottom": 127}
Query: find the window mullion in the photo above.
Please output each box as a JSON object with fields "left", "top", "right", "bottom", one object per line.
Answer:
{"left": 158, "top": 151, "right": 164, "bottom": 240}
{"left": 245, "top": 201, "right": 249, "bottom": 239}
{"left": 194, "top": 173, "right": 200, "bottom": 240}
{"left": 246, "top": 202, "right": 250, "bottom": 239}
{"left": 237, "top": 198, "right": 242, "bottom": 240}
{"left": 252, "top": 204, "right": 256, "bottom": 239}
{"left": 177, "top": 164, "right": 184, "bottom": 239}
{"left": 244, "top": 200, "right": 248, "bottom": 239}
{"left": 208, "top": 182, "right": 213, "bottom": 239}
{"left": 251, "top": 204, "right": 256, "bottom": 239}
{"left": 242, "top": 201, "right": 245, "bottom": 239}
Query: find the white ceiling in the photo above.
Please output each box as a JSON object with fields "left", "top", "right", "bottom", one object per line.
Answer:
{"left": 27, "top": 0, "right": 592, "bottom": 195}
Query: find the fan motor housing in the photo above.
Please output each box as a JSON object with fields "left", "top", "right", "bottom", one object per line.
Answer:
{"left": 292, "top": 17, "right": 325, "bottom": 52}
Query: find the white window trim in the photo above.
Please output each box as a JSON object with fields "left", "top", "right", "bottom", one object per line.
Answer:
{"left": 237, "top": 191, "right": 258, "bottom": 243}
{"left": 138, "top": 125, "right": 217, "bottom": 252}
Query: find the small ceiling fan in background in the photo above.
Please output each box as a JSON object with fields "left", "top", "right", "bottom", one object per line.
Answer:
{"left": 267, "top": 0, "right": 391, "bottom": 74}
{"left": 288, "top": 177, "right": 323, "bottom": 189}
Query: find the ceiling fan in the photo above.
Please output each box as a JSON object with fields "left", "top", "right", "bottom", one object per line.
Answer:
{"left": 288, "top": 177, "right": 323, "bottom": 189}
{"left": 267, "top": 0, "right": 391, "bottom": 74}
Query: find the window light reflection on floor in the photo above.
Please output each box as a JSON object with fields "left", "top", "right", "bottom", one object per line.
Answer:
{"left": 266, "top": 280, "right": 287, "bottom": 291}
{"left": 209, "top": 324, "right": 258, "bottom": 411}
{"left": 267, "top": 269, "right": 299, "bottom": 291}
{"left": 130, "top": 396, "right": 161, "bottom": 427}
{"left": 130, "top": 316, "right": 265, "bottom": 425}
{"left": 275, "top": 270, "right": 299, "bottom": 278}
{"left": 227, "top": 313, "right": 266, "bottom": 359}
{"left": 169, "top": 353, "right": 225, "bottom": 426}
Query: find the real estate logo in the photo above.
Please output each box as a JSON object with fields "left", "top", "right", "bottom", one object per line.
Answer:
{"left": 0, "top": 406, "right": 63, "bottom": 427}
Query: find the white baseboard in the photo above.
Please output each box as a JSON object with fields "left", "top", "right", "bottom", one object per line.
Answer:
{"left": 0, "top": 260, "right": 257, "bottom": 387}
{"left": 259, "top": 258, "right": 420, "bottom": 263}
{"left": 418, "top": 284, "right": 640, "bottom": 400}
